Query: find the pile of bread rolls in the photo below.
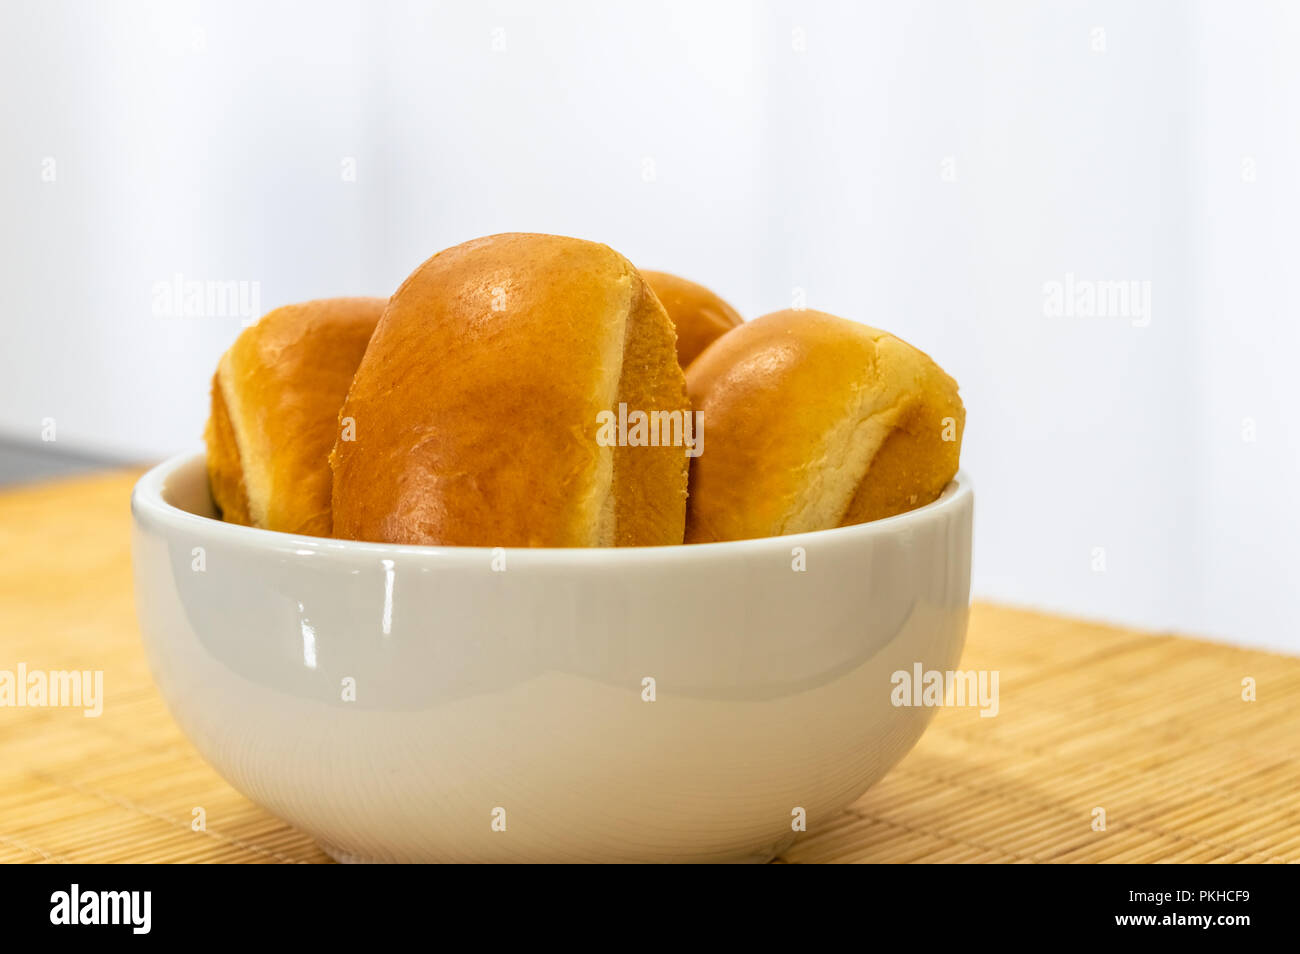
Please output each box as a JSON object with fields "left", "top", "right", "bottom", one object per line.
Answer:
{"left": 205, "top": 233, "right": 964, "bottom": 547}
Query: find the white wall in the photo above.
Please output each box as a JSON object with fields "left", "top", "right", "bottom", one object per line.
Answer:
{"left": 1188, "top": 2, "right": 1300, "bottom": 652}
{"left": 0, "top": 0, "right": 1295, "bottom": 651}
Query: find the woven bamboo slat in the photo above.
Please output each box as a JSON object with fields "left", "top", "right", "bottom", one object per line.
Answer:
{"left": 1, "top": 470, "right": 1295, "bottom": 863}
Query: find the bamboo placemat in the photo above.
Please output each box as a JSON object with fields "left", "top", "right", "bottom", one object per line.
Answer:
{"left": 1, "top": 470, "right": 1297, "bottom": 863}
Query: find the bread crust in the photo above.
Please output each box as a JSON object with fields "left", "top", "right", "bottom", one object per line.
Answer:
{"left": 642, "top": 270, "right": 743, "bottom": 369}
{"left": 204, "top": 297, "right": 385, "bottom": 535}
{"left": 330, "top": 233, "right": 690, "bottom": 547}
{"left": 684, "top": 309, "right": 964, "bottom": 542}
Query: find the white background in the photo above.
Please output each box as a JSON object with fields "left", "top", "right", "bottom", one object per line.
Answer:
{"left": 1, "top": 0, "right": 1296, "bottom": 652}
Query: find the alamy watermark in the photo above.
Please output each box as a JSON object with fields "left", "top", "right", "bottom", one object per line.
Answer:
{"left": 1043, "top": 273, "right": 1150, "bottom": 328}
{"left": 0, "top": 663, "right": 102, "bottom": 717}
{"left": 152, "top": 272, "right": 261, "bottom": 324}
{"left": 891, "top": 663, "right": 999, "bottom": 718}
{"left": 50, "top": 884, "right": 150, "bottom": 934}
{"left": 596, "top": 403, "right": 703, "bottom": 458}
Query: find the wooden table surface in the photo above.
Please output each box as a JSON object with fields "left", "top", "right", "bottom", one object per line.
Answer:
{"left": 2, "top": 470, "right": 1298, "bottom": 863}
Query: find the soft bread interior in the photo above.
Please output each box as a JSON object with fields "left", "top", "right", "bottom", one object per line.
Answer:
{"left": 213, "top": 348, "right": 274, "bottom": 528}
{"left": 606, "top": 275, "right": 690, "bottom": 545}
{"left": 785, "top": 333, "right": 961, "bottom": 532}
{"left": 779, "top": 337, "right": 907, "bottom": 534}
{"left": 203, "top": 369, "right": 253, "bottom": 526}
{"left": 591, "top": 274, "right": 635, "bottom": 546}
{"left": 841, "top": 337, "right": 964, "bottom": 523}
{"left": 591, "top": 268, "right": 690, "bottom": 546}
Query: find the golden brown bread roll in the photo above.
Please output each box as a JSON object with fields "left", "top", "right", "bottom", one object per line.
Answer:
{"left": 330, "top": 233, "right": 690, "bottom": 547}
{"left": 641, "top": 270, "right": 743, "bottom": 369}
{"left": 685, "top": 309, "right": 964, "bottom": 543}
{"left": 204, "top": 297, "right": 385, "bottom": 535}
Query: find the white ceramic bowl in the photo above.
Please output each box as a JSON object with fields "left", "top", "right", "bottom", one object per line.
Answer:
{"left": 131, "top": 451, "right": 973, "bottom": 863}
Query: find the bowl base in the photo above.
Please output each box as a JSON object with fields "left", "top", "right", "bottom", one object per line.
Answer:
{"left": 319, "top": 842, "right": 374, "bottom": 864}
{"left": 317, "top": 835, "right": 796, "bottom": 864}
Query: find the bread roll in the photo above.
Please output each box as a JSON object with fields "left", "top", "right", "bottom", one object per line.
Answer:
{"left": 204, "top": 297, "right": 385, "bottom": 535}
{"left": 641, "top": 270, "right": 743, "bottom": 369}
{"left": 685, "top": 309, "right": 964, "bottom": 543}
{"left": 331, "top": 233, "right": 690, "bottom": 547}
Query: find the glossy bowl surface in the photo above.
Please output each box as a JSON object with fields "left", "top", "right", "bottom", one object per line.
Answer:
{"left": 131, "top": 451, "right": 973, "bottom": 862}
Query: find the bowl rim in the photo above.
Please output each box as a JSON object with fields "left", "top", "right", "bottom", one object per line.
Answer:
{"left": 132, "top": 450, "right": 973, "bottom": 566}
